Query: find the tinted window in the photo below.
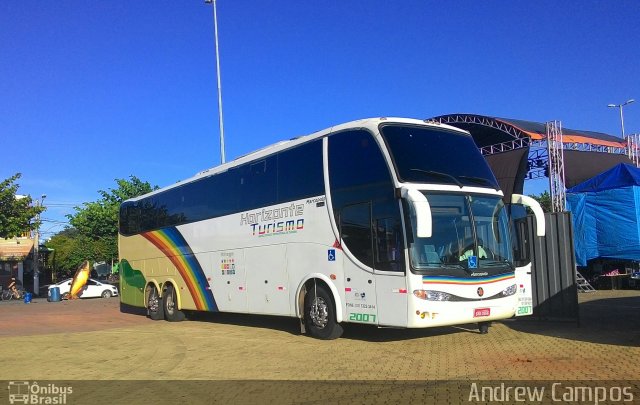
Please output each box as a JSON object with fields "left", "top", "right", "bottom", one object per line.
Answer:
{"left": 119, "top": 139, "right": 324, "bottom": 236}
{"left": 380, "top": 124, "right": 499, "bottom": 189}
{"left": 373, "top": 202, "right": 404, "bottom": 272}
{"left": 181, "top": 176, "right": 212, "bottom": 222}
{"left": 207, "top": 168, "right": 240, "bottom": 217}
{"left": 239, "top": 156, "right": 277, "bottom": 209}
{"left": 329, "top": 130, "right": 404, "bottom": 272}
{"left": 340, "top": 202, "right": 373, "bottom": 268}
{"left": 328, "top": 130, "right": 391, "bottom": 192}
{"left": 277, "top": 140, "right": 324, "bottom": 202}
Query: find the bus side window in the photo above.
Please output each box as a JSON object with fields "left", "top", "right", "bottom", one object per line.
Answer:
{"left": 340, "top": 202, "right": 374, "bottom": 269}
{"left": 239, "top": 156, "right": 277, "bottom": 209}
{"left": 374, "top": 217, "right": 404, "bottom": 272}
{"left": 508, "top": 204, "right": 530, "bottom": 266}
{"left": 277, "top": 139, "right": 324, "bottom": 203}
{"left": 329, "top": 129, "right": 400, "bottom": 270}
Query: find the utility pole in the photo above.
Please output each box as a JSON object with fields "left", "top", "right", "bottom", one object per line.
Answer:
{"left": 205, "top": 0, "right": 226, "bottom": 164}
{"left": 33, "top": 194, "right": 46, "bottom": 296}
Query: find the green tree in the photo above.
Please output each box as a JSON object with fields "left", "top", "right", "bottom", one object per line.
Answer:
{"left": 45, "top": 228, "right": 87, "bottom": 277}
{"left": 529, "top": 191, "right": 552, "bottom": 213}
{"left": 0, "top": 173, "right": 46, "bottom": 238}
{"left": 66, "top": 176, "right": 157, "bottom": 263}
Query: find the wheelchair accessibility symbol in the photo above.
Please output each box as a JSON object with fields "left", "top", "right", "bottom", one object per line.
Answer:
{"left": 328, "top": 249, "right": 336, "bottom": 261}
{"left": 468, "top": 255, "right": 478, "bottom": 269}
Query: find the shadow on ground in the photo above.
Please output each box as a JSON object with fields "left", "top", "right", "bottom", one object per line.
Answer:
{"left": 506, "top": 292, "right": 640, "bottom": 347}
{"left": 185, "top": 309, "right": 480, "bottom": 342}
{"left": 185, "top": 291, "right": 640, "bottom": 345}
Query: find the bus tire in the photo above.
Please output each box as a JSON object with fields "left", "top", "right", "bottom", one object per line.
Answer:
{"left": 304, "top": 284, "right": 343, "bottom": 340}
{"left": 147, "top": 285, "right": 164, "bottom": 321}
{"left": 162, "top": 284, "right": 185, "bottom": 322}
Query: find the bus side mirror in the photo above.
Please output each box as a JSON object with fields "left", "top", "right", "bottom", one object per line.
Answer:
{"left": 511, "top": 194, "right": 545, "bottom": 237}
{"left": 402, "top": 188, "right": 432, "bottom": 238}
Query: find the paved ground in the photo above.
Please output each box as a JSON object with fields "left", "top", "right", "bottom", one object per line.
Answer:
{"left": 0, "top": 290, "right": 638, "bottom": 403}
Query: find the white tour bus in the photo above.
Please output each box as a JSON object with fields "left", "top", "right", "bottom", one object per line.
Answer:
{"left": 118, "top": 117, "right": 545, "bottom": 339}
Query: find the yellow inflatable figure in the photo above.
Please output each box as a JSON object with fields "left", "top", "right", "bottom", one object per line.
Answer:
{"left": 69, "top": 261, "right": 90, "bottom": 299}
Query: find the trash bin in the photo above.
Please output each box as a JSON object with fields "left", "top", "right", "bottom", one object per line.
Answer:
{"left": 49, "top": 287, "right": 61, "bottom": 302}
{"left": 24, "top": 292, "right": 32, "bottom": 304}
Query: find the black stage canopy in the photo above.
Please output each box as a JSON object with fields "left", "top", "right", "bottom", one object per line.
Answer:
{"left": 430, "top": 114, "right": 634, "bottom": 199}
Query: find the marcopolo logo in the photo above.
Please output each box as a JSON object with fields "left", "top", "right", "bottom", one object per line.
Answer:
{"left": 8, "top": 381, "right": 73, "bottom": 404}
{"left": 240, "top": 203, "right": 305, "bottom": 237}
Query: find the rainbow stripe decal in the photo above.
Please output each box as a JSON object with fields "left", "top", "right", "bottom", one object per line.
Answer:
{"left": 142, "top": 227, "right": 218, "bottom": 311}
{"left": 422, "top": 273, "right": 515, "bottom": 286}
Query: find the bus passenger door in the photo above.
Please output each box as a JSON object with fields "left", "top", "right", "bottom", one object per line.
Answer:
{"left": 373, "top": 216, "right": 408, "bottom": 327}
{"left": 509, "top": 195, "right": 546, "bottom": 317}
{"left": 340, "top": 203, "right": 378, "bottom": 326}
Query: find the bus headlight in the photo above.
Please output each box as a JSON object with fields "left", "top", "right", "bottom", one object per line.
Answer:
{"left": 413, "top": 290, "right": 452, "bottom": 301}
{"left": 501, "top": 284, "right": 517, "bottom": 297}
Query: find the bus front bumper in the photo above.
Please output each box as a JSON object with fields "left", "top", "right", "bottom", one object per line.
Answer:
{"left": 406, "top": 297, "right": 517, "bottom": 328}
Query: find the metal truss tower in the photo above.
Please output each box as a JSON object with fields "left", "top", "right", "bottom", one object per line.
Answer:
{"left": 546, "top": 121, "right": 566, "bottom": 212}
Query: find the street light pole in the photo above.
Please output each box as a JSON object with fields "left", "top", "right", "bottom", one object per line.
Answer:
{"left": 205, "top": 0, "right": 226, "bottom": 164}
{"left": 608, "top": 99, "right": 635, "bottom": 138}
{"left": 33, "top": 194, "right": 46, "bottom": 296}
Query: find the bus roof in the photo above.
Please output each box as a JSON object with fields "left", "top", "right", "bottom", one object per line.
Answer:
{"left": 125, "top": 117, "right": 469, "bottom": 202}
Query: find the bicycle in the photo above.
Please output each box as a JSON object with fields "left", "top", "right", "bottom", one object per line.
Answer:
{"left": 1, "top": 279, "right": 25, "bottom": 301}
{"left": 1, "top": 288, "right": 24, "bottom": 301}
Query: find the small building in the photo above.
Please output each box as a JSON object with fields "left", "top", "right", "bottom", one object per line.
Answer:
{"left": 0, "top": 232, "right": 35, "bottom": 290}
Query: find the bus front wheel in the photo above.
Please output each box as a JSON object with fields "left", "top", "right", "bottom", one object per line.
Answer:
{"left": 163, "top": 285, "right": 185, "bottom": 322}
{"left": 304, "top": 284, "right": 343, "bottom": 340}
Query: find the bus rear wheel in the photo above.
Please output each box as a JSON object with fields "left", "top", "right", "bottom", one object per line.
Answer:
{"left": 162, "top": 285, "right": 185, "bottom": 322}
{"left": 304, "top": 284, "right": 343, "bottom": 340}
{"left": 147, "top": 285, "right": 164, "bottom": 321}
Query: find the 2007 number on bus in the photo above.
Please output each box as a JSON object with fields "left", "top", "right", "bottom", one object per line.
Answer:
{"left": 517, "top": 306, "right": 532, "bottom": 315}
{"left": 349, "top": 313, "right": 376, "bottom": 323}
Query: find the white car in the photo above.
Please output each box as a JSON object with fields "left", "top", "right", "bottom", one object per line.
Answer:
{"left": 48, "top": 278, "right": 119, "bottom": 299}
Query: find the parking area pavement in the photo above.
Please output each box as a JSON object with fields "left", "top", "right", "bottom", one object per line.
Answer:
{"left": 0, "top": 291, "right": 638, "bottom": 403}
{"left": 1, "top": 290, "right": 638, "bottom": 381}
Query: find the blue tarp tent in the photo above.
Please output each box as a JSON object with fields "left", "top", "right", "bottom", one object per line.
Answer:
{"left": 566, "top": 163, "right": 640, "bottom": 266}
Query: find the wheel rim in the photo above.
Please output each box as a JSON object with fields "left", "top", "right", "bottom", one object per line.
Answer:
{"left": 148, "top": 290, "right": 159, "bottom": 312}
{"left": 166, "top": 290, "right": 175, "bottom": 315}
{"left": 102, "top": 291, "right": 111, "bottom": 298}
{"left": 309, "top": 296, "right": 329, "bottom": 329}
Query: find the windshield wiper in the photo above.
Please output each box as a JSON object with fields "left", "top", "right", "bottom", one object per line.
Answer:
{"left": 458, "top": 175, "right": 500, "bottom": 191}
{"left": 479, "top": 261, "right": 513, "bottom": 269}
{"left": 409, "top": 169, "right": 463, "bottom": 188}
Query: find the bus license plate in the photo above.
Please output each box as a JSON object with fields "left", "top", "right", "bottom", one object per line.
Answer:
{"left": 474, "top": 308, "right": 490, "bottom": 318}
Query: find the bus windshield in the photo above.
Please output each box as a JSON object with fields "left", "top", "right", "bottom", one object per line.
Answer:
{"left": 406, "top": 193, "right": 514, "bottom": 275}
{"left": 380, "top": 124, "right": 499, "bottom": 189}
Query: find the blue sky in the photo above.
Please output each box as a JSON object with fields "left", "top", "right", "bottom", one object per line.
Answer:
{"left": 2, "top": 1, "right": 639, "bottom": 239}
